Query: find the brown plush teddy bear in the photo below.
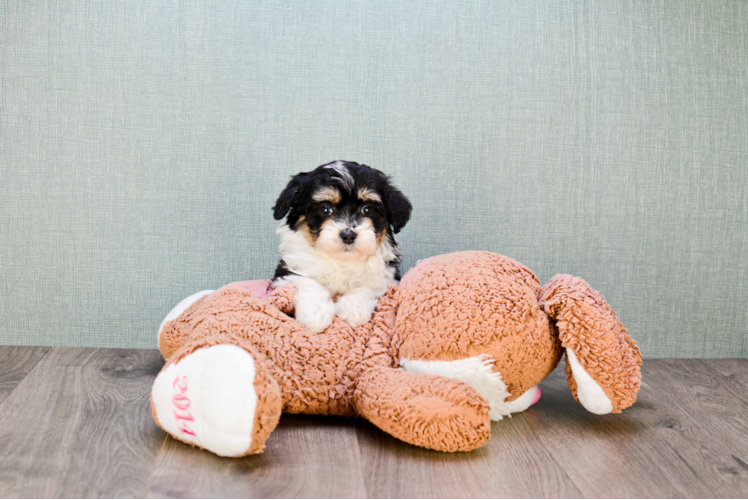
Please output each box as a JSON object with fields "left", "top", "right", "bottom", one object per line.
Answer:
{"left": 151, "top": 251, "right": 641, "bottom": 457}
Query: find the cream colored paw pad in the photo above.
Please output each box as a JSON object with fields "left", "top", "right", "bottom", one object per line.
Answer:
{"left": 503, "top": 385, "right": 540, "bottom": 414}
{"left": 152, "top": 344, "right": 258, "bottom": 457}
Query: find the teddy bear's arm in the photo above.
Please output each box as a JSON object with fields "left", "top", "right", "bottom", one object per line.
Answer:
{"left": 353, "top": 365, "right": 491, "bottom": 452}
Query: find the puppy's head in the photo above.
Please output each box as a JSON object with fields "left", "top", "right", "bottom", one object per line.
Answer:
{"left": 273, "top": 161, "right": 412, "bottom": 262}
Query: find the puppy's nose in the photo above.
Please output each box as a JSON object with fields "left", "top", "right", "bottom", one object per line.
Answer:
{"left": 340, "top": 229, "right": 357, "bottom": 244}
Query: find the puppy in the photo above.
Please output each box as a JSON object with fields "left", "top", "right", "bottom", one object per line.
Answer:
{"left": 272, "top": 161, "right": 412, "bottom": 332}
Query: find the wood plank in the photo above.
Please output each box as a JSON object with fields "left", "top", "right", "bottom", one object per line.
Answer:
{"left": 0, "top": 346, "right": 50, "bottom": 405}
{"left": 0, "top": 347, "right": 165, "bottom": 498}
{"left": 355, "top": 407, "right": 582, "bottom": 498}
{"left": 523, "top": 360, "right": 748, "bottom": 498}
{"left": 643, "top": 359, "right": 748, "bottom": 487}
{"left": 145, "top": 414, "right": 367, "bottom": 498}
{"left": 0, "top": 348, "right": 745, "bottom": 499}
{"left": 699, "top": 358, "right": 748, "bottom": 392}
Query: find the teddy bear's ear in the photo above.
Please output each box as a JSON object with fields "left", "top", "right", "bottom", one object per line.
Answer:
{"left": 272, "top": 172, "right": 309, "bottom": 220}
{"left": 539, "top": 274, "right": 642, "bottom": 414}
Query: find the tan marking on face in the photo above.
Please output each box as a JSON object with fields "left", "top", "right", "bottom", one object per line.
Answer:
{"left": 312, "top": 187, "right": 341, "bottom": 204}
{"left": 294, "top": 217, "right": 318, "bottom": 245}
{"left": 357, "top": 188, "right": 381, "bottom": 203}
{"left": 376, "top": 226, "right": 388, "bottom": 246}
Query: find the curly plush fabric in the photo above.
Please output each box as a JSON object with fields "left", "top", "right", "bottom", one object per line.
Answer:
{"left": 152, "top": 251, "right": 642, "bottom": 456}
{"left": 397, "top": 252, "right": 562, "bottom": 401}
{"left": 354, "top": 366, "right": 491, "bottom": 452}
{"left": 160, "top": 280, "right": 399, "bottom": 417}
{"left": 538, "top": 274, "right": 642, "bottom": 412}
{"left": 151, "top": 333, "right": 283, "bottom": 456}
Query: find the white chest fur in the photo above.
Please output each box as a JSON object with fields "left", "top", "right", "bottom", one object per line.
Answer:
{"left": 275, "top": 222, "right": 397, "bottom": 296}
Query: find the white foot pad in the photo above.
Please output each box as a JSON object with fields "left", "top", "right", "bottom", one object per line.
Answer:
{"left": 566, "top": 348, "right": 614, "bottom": 415}
{"left": 152, "top": 344, "right": 258, "bottom": 457}
{"left": 503, "top": 385, "right": 540, "bottom": 414}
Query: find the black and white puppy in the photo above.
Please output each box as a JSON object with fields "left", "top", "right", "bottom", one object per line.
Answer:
{"left": 272, "top": 161, "right": 412, "bottom": 332}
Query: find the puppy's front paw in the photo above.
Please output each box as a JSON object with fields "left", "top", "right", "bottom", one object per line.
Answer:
{"left": 295, "top": 296, "right": 336, "bottom": 333}
{"left": 336, "top": 295, "right": 377, "bottom": 329}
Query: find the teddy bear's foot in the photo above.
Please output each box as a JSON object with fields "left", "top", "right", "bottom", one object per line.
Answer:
{"left": 158, "top": 290, "right": 215, "bottom": 340}
{"left": 151, "top": 340, "right": 282, "bottom": 457}
{"left": 503, "top": 385, "right": 541, "bottom": 414}
{"left": 157, "top": 290, "right": 215, "bottom": 359}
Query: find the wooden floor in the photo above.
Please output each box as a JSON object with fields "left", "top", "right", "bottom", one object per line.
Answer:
{"left": 0, "top": 347, "right": 746, "bottom": 498}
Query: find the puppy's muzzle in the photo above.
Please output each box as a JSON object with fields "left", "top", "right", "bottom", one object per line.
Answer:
{"left": 340, "top": 229, "right": 357, "bottom": 245}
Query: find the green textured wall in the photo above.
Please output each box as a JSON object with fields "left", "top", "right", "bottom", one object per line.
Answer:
{"left": 2, "top": 0, "right": 746, "bottom": 357}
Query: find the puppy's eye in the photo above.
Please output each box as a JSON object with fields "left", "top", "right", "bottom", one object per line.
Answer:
{"left": 321, "top": 205, "right": 334, "bottom": 216}
{"left": 360, "top": 204, "right": 372, "bottom": 216}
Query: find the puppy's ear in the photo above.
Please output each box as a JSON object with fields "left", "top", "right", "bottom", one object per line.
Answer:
{"left": 384, "top": 182, "right": 412, "bottom": 234}
{"left": 273, "top": 173, "right": 308, "bottom": 220}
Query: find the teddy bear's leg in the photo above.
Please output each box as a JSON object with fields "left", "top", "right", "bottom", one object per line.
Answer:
{"left": 151, "top": 334, "right": 282, "bottom": 457}
{"left": 353, "top": 366, "right": 491, "bottom": 452}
